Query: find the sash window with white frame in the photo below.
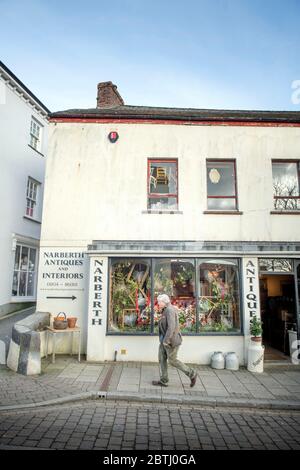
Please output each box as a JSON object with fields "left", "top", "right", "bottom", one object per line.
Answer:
{"left": 30, "top": 117, "right": 42, "bottom": 152}
{"left": 26, "top": 177, "right": 40, "bottom": 219}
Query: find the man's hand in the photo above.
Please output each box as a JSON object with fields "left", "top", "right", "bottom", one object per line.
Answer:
{"left": 163, "top": 342, "right": 170, "bottom": 348}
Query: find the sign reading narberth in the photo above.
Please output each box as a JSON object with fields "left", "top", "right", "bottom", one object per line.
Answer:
{"left": 87, "top": 256, "right": 108, "bottom": 361}
{"left": 91, "top": 259, "right": 104, "bottom": 326}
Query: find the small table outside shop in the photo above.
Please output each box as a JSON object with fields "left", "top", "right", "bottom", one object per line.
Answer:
{"left": 45, "top": 326, "right": 81, "bottom": 364}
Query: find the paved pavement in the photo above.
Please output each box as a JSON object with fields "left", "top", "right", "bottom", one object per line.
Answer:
{"left": 0, "top": 356, "right": 300, "bottom": 410}
{"left": 0, "top": 400, "right": 299, "bottom": 450}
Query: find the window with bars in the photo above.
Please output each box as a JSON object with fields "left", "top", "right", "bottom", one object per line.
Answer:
{"left": 30, "top": 118, "right": 42, "bottom": 151}
{"left": 206, "top": 160, "right": 238, "bottom": 210}
{"left": 26, "top": 178, "right": 40, "bottom": 219}
{"left": 272, "top": 161, "right": 300, "bottom": 211}
{"left": 148, "top": 159, "right": 178, "bottom": 210}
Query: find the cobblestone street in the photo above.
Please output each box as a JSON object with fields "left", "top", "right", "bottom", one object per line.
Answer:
{"left": 0, "top": 400, "right": 300, "bottom": 450}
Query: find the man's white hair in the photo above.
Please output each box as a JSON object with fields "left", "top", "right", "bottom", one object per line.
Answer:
{"left": 157, "top": 294, "right": 171, "bottom": 305}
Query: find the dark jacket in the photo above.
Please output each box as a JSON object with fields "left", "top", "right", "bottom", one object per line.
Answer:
{"left": 158, "top": 304, "right": 182, "bottom": 348}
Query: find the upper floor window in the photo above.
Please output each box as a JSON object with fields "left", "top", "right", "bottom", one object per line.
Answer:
{"left": 272, "top": 161, "right": 300, "bottom": 211}
{"left": 30, "top": 117, "right": 43, "bottom": 152}
{"left": 206, "top": 160, "right": 237, "bottom": 210}
{"left": 148, "top": 159, "right": 178, "bottom": 210}
{"left": 26, "top": 177, "right": 40, "bottom": 219}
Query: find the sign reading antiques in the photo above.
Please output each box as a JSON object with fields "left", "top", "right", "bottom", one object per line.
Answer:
{"left": 243, "top": 258, "right": 260, "bottom": 320}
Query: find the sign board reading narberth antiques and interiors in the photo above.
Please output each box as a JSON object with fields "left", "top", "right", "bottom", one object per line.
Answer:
{"left": 37, "top": 248, "right": 88, "bottom": 343}
{"left": 87, "top": 256, "right": 108, "bottom": 361}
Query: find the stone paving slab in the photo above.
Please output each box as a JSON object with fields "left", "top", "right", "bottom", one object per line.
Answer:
{"left": 0, "top": 357, "right": 300, "bottom": 411}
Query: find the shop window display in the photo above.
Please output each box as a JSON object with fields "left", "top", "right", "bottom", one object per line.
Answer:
{"left": 153, "top": 258, "right": 196, "bottom": 332}
{"left": 12, "top": 244, "right": 37, "bottom": 297}
{"left": 109, "top": 257, "right": 241, "bottom": 335}
{"left": 198, "top": 259, "right": 241, "bottom": 332}
{"left": 109, "top": 259, "right": 151, "bottom": 332}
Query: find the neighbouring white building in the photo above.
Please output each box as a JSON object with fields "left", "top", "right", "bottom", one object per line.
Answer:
{"left": 0, "top": 61, "right": 49, "bottom": 317}
{"left": 37, "top": 81, "right": 300, "bottom": 365}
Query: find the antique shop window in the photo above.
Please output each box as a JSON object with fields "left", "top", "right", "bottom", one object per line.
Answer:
{"left": 25, "top": 177, "right": 40, "bottom": 219}
{"left": 198, "top": 259, "right": 241, "bottom": 332}
{"left": 148, "top": 159, "right": 178, "bottom": 210}
{"left": 29, "top": 117, "right": 43, "bottom": 152}
{"left": 109, "top": 259, "right": 151, "bottom": 333}
{"left": 272, "top": 161, "right": 300, "bottom": 210}
{"left": 153, "top": 259, "right": 196, "bottom": 332}
{"left": 12, "top": 244, "right": 37, "bottom": 297}
{"left": 206, "top": 160, "right": 237, "bottom": 210}
{"left": 259, "top": 258, "right": 293, "bottom": 273}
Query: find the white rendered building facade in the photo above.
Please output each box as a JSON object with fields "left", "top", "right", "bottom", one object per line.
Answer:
{"left": 37, "top": 82, "right": 300, "bottom": 365}
{"left": 0, "top": 61, "right": 49, "bottom": 317}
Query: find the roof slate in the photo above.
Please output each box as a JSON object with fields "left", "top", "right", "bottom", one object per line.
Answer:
{"left": 50, "top": 104, "right": 300, "bottom": 123}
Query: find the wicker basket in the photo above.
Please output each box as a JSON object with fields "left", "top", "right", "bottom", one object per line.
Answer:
{"left": 53, "top": 312, "right": 68, "bottom": 330}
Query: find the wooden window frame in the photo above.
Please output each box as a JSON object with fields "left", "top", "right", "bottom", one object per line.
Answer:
{"left": 206, "top": 159, "right": 238, "bottom": 211}
{"left": 272, "top": 160, "right": 300, "bottom": 210}
{"left": 147, "top": 158, "right": 179, "bottom": 210}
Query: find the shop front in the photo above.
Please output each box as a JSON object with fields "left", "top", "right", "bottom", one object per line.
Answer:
{"left": 85, "top": 241, "right": 287, "bottom": 366}
{"left": 259, "top": 258, "right": 300, "bottom": 361}
{"left": 37, "top": 242, "right": 300, "bottom": 365}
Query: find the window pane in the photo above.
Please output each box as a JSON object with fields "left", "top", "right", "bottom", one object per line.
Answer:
{"left": 14, "top": 245, "right": 21, "bottom": 270}
{"left": 207, "top": 162, "right": 236, "bottom": 197}
{"left": 153, "top": 259, "right": 196, "bottom": 333}
{"left": 19, "top": 271, "right": 28, "bottom": 296}
{"left": 109, "top": 259, "right": 151, "bottom": 333}
{"left": 21, "top": 247, "right": 29, "bottom": 270}
{"left": 148, "top": 197, "right": 178, "bottom": 210}
{"left": 198, "top": 259, "right": 241, "bottom": 332}
{"left": 29, "top": 249, "right": 36, "bottom": 270}
{"left": 274, "top": 198, "right": 300, "bottom": 211}
{"left": 149, "top": 161, "right": 177, "bottom": 195}
{"left": 12, "top": 270, "right": 19, "bottom": 296}
{"left": 207, "top": 198, "right": 236, "bottom": 210}
{"left": 259, "top": 259, "right": 293, "bottom": 273}
{"left": 27, "top": 272, "right": 35, "bottom": 296}
{"left": 272, "top": 162, "right": 299, "bottom": 197}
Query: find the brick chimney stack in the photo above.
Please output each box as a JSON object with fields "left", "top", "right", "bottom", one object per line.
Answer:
{"left": 96, "top": 81, "right": 124, "bottom": 108}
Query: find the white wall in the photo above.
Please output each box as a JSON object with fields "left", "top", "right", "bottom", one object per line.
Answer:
{"left": 0, "top": 76, "right": 48, "bottom": 314}
{"left": 37, "top": 120, "right": 300, "bottom": 363}
{"left": 41, "top": 122, "right": 300, "bottom": 246}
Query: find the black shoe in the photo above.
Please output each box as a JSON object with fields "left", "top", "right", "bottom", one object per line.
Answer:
{"left": 190, "top": 374, "right": 197, "bottom": 388}
{"left": 152, "top": 380, "right": 168, "bottom": 387}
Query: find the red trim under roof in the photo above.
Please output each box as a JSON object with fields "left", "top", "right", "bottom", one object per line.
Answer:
{"left": 49, "top": 117, "right": 300, "bottom": 127}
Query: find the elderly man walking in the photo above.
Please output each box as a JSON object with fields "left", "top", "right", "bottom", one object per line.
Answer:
{"left": 152, "top": 294, "right": 197, "bottom": 388}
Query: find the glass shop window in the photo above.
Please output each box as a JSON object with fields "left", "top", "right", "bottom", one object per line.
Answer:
{"left": 259, "top": 259, "right": 293, "bottom": 273}
{"left": 109, "top": 259, "right": 151, "bottom": 333}
{"left": 148, "top": 159, "right": 178, "bottom": 210}
{"left": 198, "top": 259, "right": 241, "bottom": 332}
{"left": 206, "top": 160, "right": 238, "bottom": 210}
{"left": 12, "top": 245, "right": 37, "bottom": 297}
{"left": 272, "top": 161, "right": 300, "bottom": 211}
{"left": 153, "top": 259, "right": 196, "bottom": 332}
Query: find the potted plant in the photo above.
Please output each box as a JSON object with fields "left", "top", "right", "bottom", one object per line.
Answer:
{"left": 250, "top": 315, "right": 263, "bottom": 342}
